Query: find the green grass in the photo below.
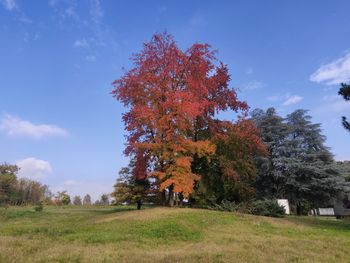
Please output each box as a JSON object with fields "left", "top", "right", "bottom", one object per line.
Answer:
{"left": 0, "top": 206, "right": 350, "bottom": 262}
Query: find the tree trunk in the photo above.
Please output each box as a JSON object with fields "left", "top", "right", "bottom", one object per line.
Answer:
{"left": 161, "top": 190, "right": 166, "bottom": 206}
{"left": 168, "top": 186, "right": 174, "bottom": 207}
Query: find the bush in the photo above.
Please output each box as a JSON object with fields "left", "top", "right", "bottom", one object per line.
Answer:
{"left": 34, "top": 202, "right": 43, "bottom": 212}
{"left": 251, "top": 199, "right": 285, "bottom": 218}
{"left": 208, "top": 200, "right": 252, "bottom": 214}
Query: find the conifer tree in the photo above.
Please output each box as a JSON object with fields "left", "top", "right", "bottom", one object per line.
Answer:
{"left": 338, "top": 83, "right": 350, "bottom": 131}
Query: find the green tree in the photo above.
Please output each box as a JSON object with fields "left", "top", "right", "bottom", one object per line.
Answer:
{"left": 73, "top": 195, "right": 82, "bottom": 205}
{"left": 251, "top": 108, "right": 290, "bottom": 198}
{"left": 338, "top": 83, "right": 350, "bottom": 131}
{"left": 83, "top": 194, "right": 91, "bottom": 205}
{"left": 252, "top": 108, "right": 346, "bottom": 214}
{"left": 111, "top": 166, "right": 149, "bottom": 204}
{"left": 15, "top": 178, "right": 51, "bottom": 205}
{"left": 284, "top": 109, "right": 344, "bottom": 213}
{"left": 334, "top": 161, "right": 350, "bottom": 182}
{"left": 191, "top": 120, "right": 266, "bottom": 205}
{"left": 0, "top": 163, "right": 19, "bottom": 205}
{"left": 55, "top": 191, "right": 71, "bottom": 205}
{"left": 100, "top": 194, "right": 109, "bottom": 205}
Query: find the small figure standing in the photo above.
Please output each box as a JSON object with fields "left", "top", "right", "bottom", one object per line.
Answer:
{"left": 136, "top": 200, "right": 142, "bottom": 210}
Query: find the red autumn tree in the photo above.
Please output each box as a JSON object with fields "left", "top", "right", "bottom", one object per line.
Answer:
{"left": 112, "top": 32, "right": 248, "bottom": 203}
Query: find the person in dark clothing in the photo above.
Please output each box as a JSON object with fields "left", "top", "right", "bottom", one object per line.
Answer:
{"left": 136, "top": 200, "right": 142, "bottom": 210}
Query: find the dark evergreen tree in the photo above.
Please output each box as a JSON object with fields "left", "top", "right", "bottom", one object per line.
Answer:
{"left": 338, "top": 83, "right": 350, "bottom": 131}
{"left": 334, "top": 161, "right": 350, "bottom": 182}
{"left": 284, "top": 110, "right": 344, "bottom": 213}
{"left": 252, "top": 108, "right": 346, "bottom": 214}
{"left": 112, "top": 161, "right": 156, "bottom": 205}
{"left": 251, "top": 108, "right": 290, "bottom": 199}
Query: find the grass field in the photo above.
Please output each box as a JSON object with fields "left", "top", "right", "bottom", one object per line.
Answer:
{"left": 0, "top": 206, "right": 349, "bottom": 262}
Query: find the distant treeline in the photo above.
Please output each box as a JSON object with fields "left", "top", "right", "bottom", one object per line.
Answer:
{"left": 0, "top": 164, "right": 111, "bottom": 206}
{"left": 0, "top": 164, "right": 51, "bottom": 205}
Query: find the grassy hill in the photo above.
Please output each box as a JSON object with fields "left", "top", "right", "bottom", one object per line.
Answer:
{"left": 0, "top": 206, "right": 349, "bottom": 262}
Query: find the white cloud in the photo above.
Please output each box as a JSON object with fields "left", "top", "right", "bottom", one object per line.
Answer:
{"left": 74, "top": 38, "right": 89, "bottom": 48}
{"left": 322, "top": 94, "right": 339, "bottom": 102}
{"left": 310, "top": 52, "right": 350, "bottom": 85}
{"left": 242, "top": 81, "right": 264, "bottom": 91}
{"left": 16, "top": 158, "right": 52, "bottom": 180}
{"left": 1, "top": 0, "right": 17, "bottom": 11}
{"left": 282, "top": 95, "right": 303, "bottom": 106}
{"left": 64, "top": 180, "right": 77, "bottom": 186}
{"left": 245, "top": 67, "right": 253, "bottom": 75}
{"left": 85, "top": 55, "right": 96, "bottom": 62}
{"left": 321, "top": 96, "right": 350, "bottom": 113}
{"left": 0, "top": 114, "right": 68, "bottom": 139}
{"left": 266, "top": 95, "right": 280, "bottom": 101}
{"left": 48, "top": 0, "right": 56, "bottom": 7}
{"left": 65, "top": 7, "right": 79, "bottom": 20}
{"left": 90, "top": 0, "right": 104, "bottom": 23}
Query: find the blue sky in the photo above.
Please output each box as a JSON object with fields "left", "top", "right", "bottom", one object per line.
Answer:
{"left": 1, "top": 0, "right": 350, "bottom": 200}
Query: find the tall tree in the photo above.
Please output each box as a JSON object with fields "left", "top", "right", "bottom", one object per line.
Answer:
{"left": 112, "top": 162, "right": 157, "bottom": 205}
{"left": 73, "top": 195, "right": 82, "bottom": 205}
{"left": 83, "top": 194, "right": 92, "bottom": 205}
{"left": 100, "top": 194, "right": 110, "bottom": 205}
{"left": 285, "top": 110, "right": 345, "bottom": 213}
{"left": 251, "top": 108, "right": 290, "bottom": 198}
{"left": 338, "top": 83, "right": 350, "bottom": 131}
{"left": 334, "top": 161, "right": 350, "bottom": 182}
{"left": 252, "top": 108, "right": 346, "bottom": 214}
{"left": 112, "top": 32, "right": 247, "bottom": 204}
{"left": 55, "top": 191, "right": 71, "bottom": 205}
{"left": 192, "top": 119, "right": 266, "bottom": 204}
{"left": 0, "top": 163, "right": 19, "bottom": 205}
{"left": 15, "top": 178, "right": 51, "bottom": 205}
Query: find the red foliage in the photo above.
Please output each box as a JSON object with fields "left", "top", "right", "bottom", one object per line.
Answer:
{"left": 112, "top": 32, "right": 249, "bottom": 197}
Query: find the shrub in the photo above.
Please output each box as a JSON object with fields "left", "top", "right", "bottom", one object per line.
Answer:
{"left": 208, "top": 200, "right": 252, "bottom": 214}
{"left": 34, "top": 202, "right": 43, "bottom": 212}
{"left": 251, "top": 199, "right": 285, "bottom": 217}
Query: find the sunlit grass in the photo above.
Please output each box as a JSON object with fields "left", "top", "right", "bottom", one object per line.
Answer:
{"left": 0, "top": 205, "right": 349, "bottom": 262}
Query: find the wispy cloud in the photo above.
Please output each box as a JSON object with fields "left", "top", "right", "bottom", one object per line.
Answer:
{"left": 245, "top": 67, "right": 253, "bottom": 75}
{"left": 64, "top": 180, "right": 78, "bottom": 186}
{"left": 90, "top": 0, "right": 104, "bottom": 23}
{"left": 242, "top": 80, "right": 265, "bottom": 91}
{"left": 85, "top": 55, "right": 96, "bottom": 62}
{"left": 49, "top": 0, "right": 80, "bottom": 24}
{"left": 74, "top": 38, "right": 89, "bottom": 48}
{"left": 320, "top": 94, "right": 350, "bottom": 113}
{"left": 0, "top": 114, "right": 68, "bottom": 139}
{"left": 16, "top": 157, "right": 52, "bottom": 180}
{"left": 1, "top": 0, "right": 17, "bottom": 11}
{"left": 310, "top": 52, "right": 350, "bottom": 85}
{"left": 282, "top": 95, "right": 303, "bottom": 106}
{"left": 266, "top": 95, "right": 280, "bottom": 101}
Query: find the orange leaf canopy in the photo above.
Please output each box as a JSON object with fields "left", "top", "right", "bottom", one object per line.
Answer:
{"left": 112, "top": 32, "right": 248, "bottom": 197}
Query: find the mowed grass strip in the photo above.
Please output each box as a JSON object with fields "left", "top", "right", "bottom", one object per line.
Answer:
{"left": 0, "top": 206, "right": 349, "bottom": 262}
